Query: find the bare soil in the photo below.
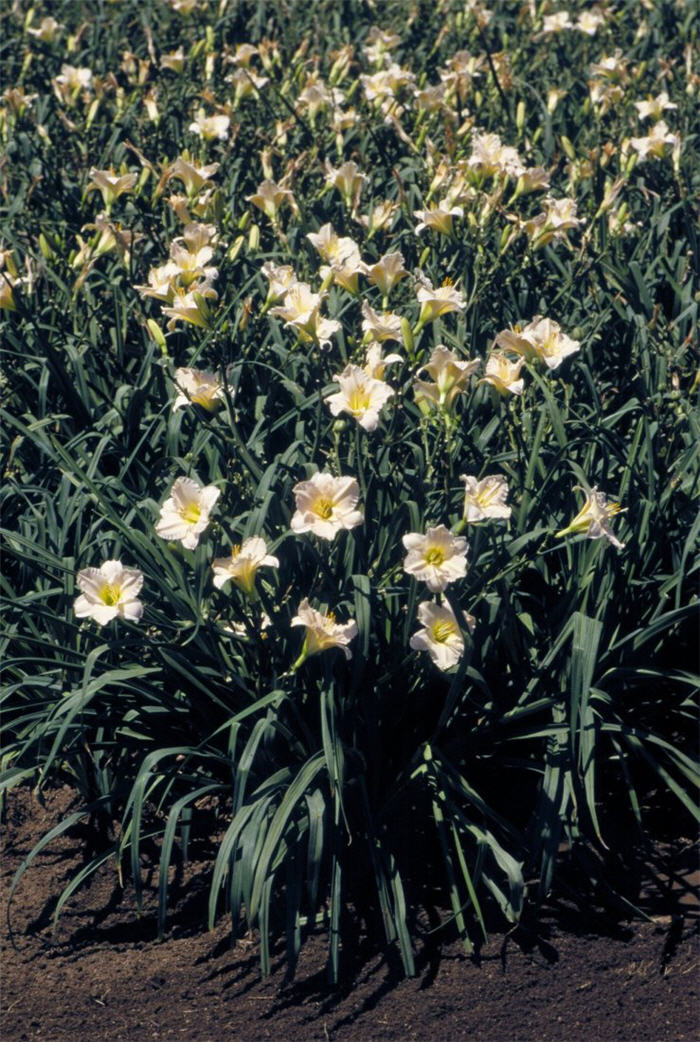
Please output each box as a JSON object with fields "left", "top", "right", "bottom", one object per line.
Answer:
{"left": 1, "top": 787, "right": 698, "bottom": 1042}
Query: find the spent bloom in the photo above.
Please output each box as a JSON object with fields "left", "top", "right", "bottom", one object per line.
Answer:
{"left": 291, "top": 472, "right": 363, "bottom": 540}
{"left": 74, "top": 560, "right": 144, "bottom": 625}
{"left": 211, "top": 537, "right": 279, "bottom": 596}
{"left": 291, "top": 599, "right": 358, "bottom": 662}
{"left": 460, "top": 475, "right": 512, "bottom": 523}
{"left": 402, "top": 525, "right": 469, "bottom": 592}
{"left": 410, "top": 600, "right": 466, "bottom": 671}
{"left": 173, "top": 367, "right": 228, "bottom": 411}
{"left": 155, "top": 476, "right": 220, "bottom": 549}
{"left": 556, "top": 486, "right": 626, "bottom": 550}
{"left": 326, "top": 364, "right": 394, "bottom": 431}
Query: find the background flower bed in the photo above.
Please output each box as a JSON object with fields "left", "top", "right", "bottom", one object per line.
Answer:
{"left": 1, "top": 0, "right": 698, "bottom": 983}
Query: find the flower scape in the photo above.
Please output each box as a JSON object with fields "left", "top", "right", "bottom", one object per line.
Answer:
{"left": 1, "top": 0, "right": 698, "bottom": 990}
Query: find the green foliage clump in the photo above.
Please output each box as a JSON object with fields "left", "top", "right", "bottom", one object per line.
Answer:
{"left": 1, "top": 0, "right": 698, "bottom": 980}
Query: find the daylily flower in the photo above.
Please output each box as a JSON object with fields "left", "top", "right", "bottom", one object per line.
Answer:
{"left": 402, "top": 525, "right": 469, "bottom": 592}
{"left": 291, "top": 599, "right": 358, "bottom": 662}
{"left": 291, "top": 472, "right": 363, "bottom": 540}
{"left": 414, "top": 203, "right": 464, "bottom": 236}
{"left": 211, "top": 536, "right": 279, "bottom": 595}
{"left": 366, "top": 250, "right": 407, "bottom": 296}
{"left": 361, "top": 301, "right": 403, "bottom": 343}
{"left": 261, "top": 261, "right": 298, "bottom": 302}
{"left": 246, "top": 179, "right": 295, "bottom": 223}
{"left": 53, "top": 64, "right": 93, "bottom": 102}
{"left": 468, "top": 131, "right": 524, "bottom": 180}
{"left": 325, "top": 160, "right": 366, "bottom": 208}
{"left": 629, "top": 121, "right": 679, "bottom": 162}
{"left": 27, "top": 16, "right": 63, "bottom": 42}
{"left": 167, "top": 157, "right": 220, "bottom": 196}
{"left": 523, "top": 198, "right": 583, "bottom": 248}
{"left": 306, "top": 223, "right": 361, "bottom": 266}
{"left": 161, "top": 282, "right": 217, "bottom": 331}
{"left": 155, "top": 476, "right": 220, "bottom": 549}
{"left": 460, "top": 475, "right": 512, "bottom": 523}
{"left": 229, "top": 67, "right": 270, "bottom": 103}
{"left": 542, "top": 11, "right": 573, "bottom": 33}
{"left": 188, "top": 110, "right": 231, "bottom": 141}
{"left": 74, "top": 560, "right": 143, "bottom": 625}
{"left": 357, "top": 199, "right": 399, "bottom": 235}
{"left": 326, "top": 364, "right": 394, "bottom": 431}
{"left": 173, "top": 367, "right": 228, "bottom": 411}
{"left": 479, "top": 352, "right": 525, "bottom": 396}
{"left": 269, "top": 282, "right": 340, "bottom": 348}
{"left": 633, "top": 92, "right": 677, "bottom": 122}
{"left": 575, "top": 9, "right": 605, "bottom": 34}
{"left": 414, "top": 345, "right": 479, "bottom": 411}
{"left": 161, "top": 49, "right": 186, "bottom": 73}
{"left": 363, "top": 342, "right": 403, "bottom": 379}
{"left": 415, "top": 275, "right": 466, "bottom": 327}
{"left": 556, "top": 486, "right": 626, "bottom": 550}
{"left": 496, "top": 317, "right": 580, "bottom": 371}
{"left": 87, "top": 167, "right": 138, "bottom": 209}
{"left": 134, "top": 261, "right": 179, "bottom": 303}
{"left": 410, "top": 600, "right": 466, "bottom": 671}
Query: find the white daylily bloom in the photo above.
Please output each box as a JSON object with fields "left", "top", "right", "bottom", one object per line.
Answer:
{"left": 269, "top": 282, "right": 340, "bottom": 349}
{"left": 556, "top": 486, "right": 626, "bottom": 550}
{"left": 415, "top": 274, "right": 466, "bottom": 326}
{"left": 86, "top": 168, "right": 138, "bottom": 207}
{"left": 366, "top": 251, "right": 407, "bottom": 296}
{"left": 479, "top": 352, "right": 525, "bottom": 396}
{"left": 291, "top": 472, "right": 363, "bottom": 540}
{"left": 629, "top": 121, "right": 679, "bottom": 162}
{"left": 410, "top": 600, "right": 467, "bottom": 671}
{"left": 246, "top": 179, "right": 295, "bottom": 222}
{"left": 74, "top": 560, "right": 144, "bottom": 625}
{"left": 363, "top": 342, "right": 403, "bottom": 380}
{"left": 414, "top": 345, "right": 479, "bottom": 410}
{"left": 261, "top": 261, "right": 298, "bottom": 302}
{"left": 460, "top": 475, "right": 512, "bottom": 523}
{"left": 633, "top": 92, "right": 677, "bottom": 122}
{"left": 402, "top": 525, "right": 469, "bottom": 592}
{"left": 291, "top": 598, "right": 358, "bottom": 661}
{"left": 167, "top": 157, "right": 220, "bottom": 195}
{"left": 155, "top": 476, "right": 220, "bottom": 549}
{"left": 188, "top": 110, "right": 230, "bottom": 141}
{"left": 173, "top": 367, "right": 228, "bottom": 411}
{"left": 496, "top": 317, "right": 580, "bottom": 371}
{"left": 211, "top": 536, "right": 279, "bottom": 595}
{"left": 414, "top": 203, "right": 463, "bottom": 236}
{"left": 361, "top": 301, "right": 403, "bottom": 343}
{"left": 326, "top": 364, "right": 394, "bottom": 431}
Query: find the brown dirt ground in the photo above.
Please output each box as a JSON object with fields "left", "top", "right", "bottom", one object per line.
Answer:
{"left": 1, "top": 787, "right": 698, "bottom": 1042}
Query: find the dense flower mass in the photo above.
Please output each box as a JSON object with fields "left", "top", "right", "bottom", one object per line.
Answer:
{"left": 5, "top": 0, "right": 696, "bottom": 988}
